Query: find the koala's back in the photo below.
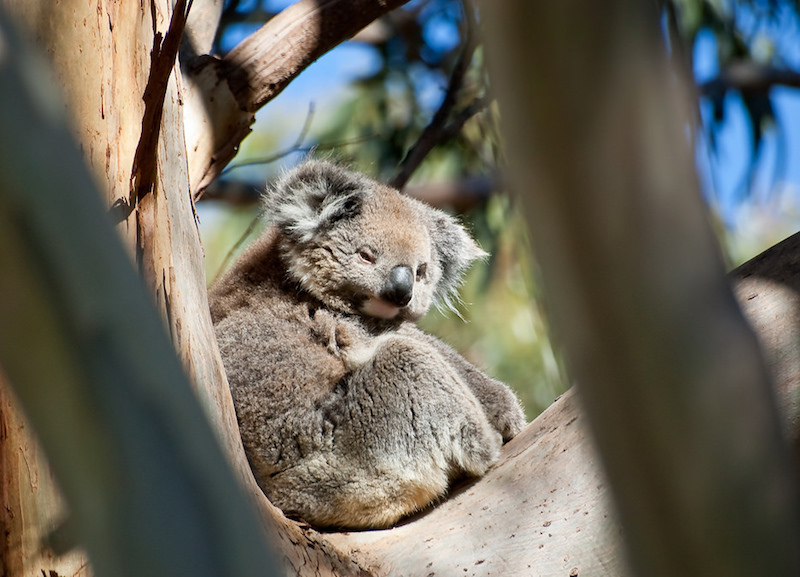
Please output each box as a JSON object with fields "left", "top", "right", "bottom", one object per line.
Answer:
{"left": 210, "top": 230, "right": 348, "bottom": 478}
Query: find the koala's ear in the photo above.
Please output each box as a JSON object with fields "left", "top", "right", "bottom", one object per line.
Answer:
{"left": 427, "top": 209, "right": 488, "bottom": 313}
{"left": 264, "top": 160, "right": 368, "bottom": 243}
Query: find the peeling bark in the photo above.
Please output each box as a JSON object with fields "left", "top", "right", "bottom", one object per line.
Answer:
{"left": 0, "top": 381, "right": 89, "bottom": 577}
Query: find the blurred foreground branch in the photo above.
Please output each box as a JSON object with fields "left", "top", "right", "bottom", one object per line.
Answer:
{"left": 699, "top": 62, "right": 800, "bottom": 97}
{"left": 480, "top": 1, "right": 800, "bottom": 575}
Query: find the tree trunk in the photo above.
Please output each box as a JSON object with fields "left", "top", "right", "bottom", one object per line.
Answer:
{"left": 0, "top": 380, "right": 89, "bottom": 577}
{"left": 0, "top": 1, "right": 409, "bottom": 575}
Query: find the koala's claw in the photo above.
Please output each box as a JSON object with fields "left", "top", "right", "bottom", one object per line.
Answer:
{"left": 495, "top": 410, "right": 526, "bottom": 442}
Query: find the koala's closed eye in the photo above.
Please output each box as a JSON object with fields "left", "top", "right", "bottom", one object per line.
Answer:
{"left": 358, "top": 250, "right": 376, "bottom": 265}
{"left": 416, "top": 263, "right": 428, "bottom": 281}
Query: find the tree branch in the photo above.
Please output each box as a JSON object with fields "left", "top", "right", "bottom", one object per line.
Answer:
{"left": 183, "top": 0, "right": 411, "bottom": 197}
{"left": 180, "top": 0, "right": 224, "bottom": 61}
{"left": 480, "top": 2, "right": 800, "bottom": 575}
{"left": 699, "top": 62, "right": 800, "bottom": 97}
{"left": 0, "top": 6, "right": 281, "bottom": 575}
{"left": 222, "top": 0, "right": 410, "bottom": 112}
{"left": 390, "top": 1, "right": 483, "bottom": 190}
{"left": 200, "top": 174, "right": 494, "bottom": 216}
{"left": 320, "top": 232, "right": 800, "bottom": 576}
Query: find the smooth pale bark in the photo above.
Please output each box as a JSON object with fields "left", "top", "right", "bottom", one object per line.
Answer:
{"left": 0, "top": 380, "right": 88, "bottom": 577}
{"left": 732, "top": 232, "right": 800, "bottom": 454}
{"left": 0, "top": 6, "right": 283, "bottom": 576}
{"left": 181, "top": 0, "right": 224, "bottom": 58}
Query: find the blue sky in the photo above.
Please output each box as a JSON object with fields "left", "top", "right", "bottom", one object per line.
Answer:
{"left": 694, "top": 28, "right": 800, "bottom": 209}
{"left": 690, "top": 23, "right": 800, "bottom": 260}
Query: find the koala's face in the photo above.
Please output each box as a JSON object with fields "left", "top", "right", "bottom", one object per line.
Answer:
{"left": 315, "top": 189, "right": 438, "bottom": 320}
{"left": 266, "top": 161, "right": 486, "bottom": 322}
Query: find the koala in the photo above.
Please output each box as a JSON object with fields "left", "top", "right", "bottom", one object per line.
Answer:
{"left": 209, "top": 160, "right": 526, "bottom": 530}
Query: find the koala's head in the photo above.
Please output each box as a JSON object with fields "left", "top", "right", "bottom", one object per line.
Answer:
{"left": 264, "top": 160, "right": 486, "bottom": 322}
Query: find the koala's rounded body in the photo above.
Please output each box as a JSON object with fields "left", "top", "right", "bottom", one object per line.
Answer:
{"left": 210, "top": 160, "right": 525, "bottom": 529}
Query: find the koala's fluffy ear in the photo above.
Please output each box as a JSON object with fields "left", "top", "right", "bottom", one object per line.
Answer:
{"left": 427, "top": 210, "right": 488, "bottom": 314}
{"left": 264, "top": 160, "right": 368, "bottom": 243}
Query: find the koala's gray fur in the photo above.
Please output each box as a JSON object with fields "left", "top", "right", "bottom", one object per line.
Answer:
{"left": 209, "top": 160, "right": 526, "bottom": 529}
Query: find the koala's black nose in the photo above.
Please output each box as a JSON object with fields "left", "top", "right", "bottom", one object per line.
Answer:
{"left": 383, "top": 265, "right": 414, "bottom": 307}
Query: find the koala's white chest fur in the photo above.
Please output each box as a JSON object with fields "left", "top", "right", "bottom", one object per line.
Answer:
{"left": 209, "top": 160, "right": 526, "bottom": 529}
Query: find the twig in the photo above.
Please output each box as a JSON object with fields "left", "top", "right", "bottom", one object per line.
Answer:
{"left": 213, "top": 210, "right": 265, "bottom": 283}
{"left": 437, "top": 95, "right": 489, "bottom": 142}
{"left": 221, "top": 102, "right": 316, "bottom": 175}
{"left": 390, "top": 0, "right": 481, "bottom": 190}
{"left": 699, "top": 62, "right": 800, "bottom": 96}
{"left": 221, "top": 133, "right": 381, "bottom": 176}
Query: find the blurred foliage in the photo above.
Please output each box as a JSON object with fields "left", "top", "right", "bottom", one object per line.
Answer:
{"left": 199, "top": 0, "right": 800, "bottom": 418}
{"left": 665, "top": 0, "right": 800, "bottom": 233}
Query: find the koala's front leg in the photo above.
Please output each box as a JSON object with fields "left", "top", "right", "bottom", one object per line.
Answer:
{"left": 283, "top": 333, "right": 505, "bottom": 529}
{"left": 340, "top": 334, "right": 503, "bottom": 477}
{"left": 400, "top": 325, "right": 527, "bottom": 441}
{"left": 309, "top": 308, "right": 384, "bottom": 368}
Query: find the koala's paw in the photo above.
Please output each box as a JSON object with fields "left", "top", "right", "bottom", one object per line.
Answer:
{"left": 310, "top": 308, "right": 340, "bottom": 354}
{"left": 339, "top": 332, "right": 394, "bottom": 371}
{"left": 485, "top": 387, "right": 527, "bottom": 442}
{"left": 456, "top": 418, "right": 503, "bottom": 477}
{"left": 310, "top": 310, "right": 378, "bottom": 368}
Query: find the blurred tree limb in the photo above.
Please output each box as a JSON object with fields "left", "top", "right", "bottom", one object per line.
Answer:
{"left": 700, "top": 62, "right": 800, "bottom": 96}
{"left": 480, "top": 1, "right": 800, "bottom": 575}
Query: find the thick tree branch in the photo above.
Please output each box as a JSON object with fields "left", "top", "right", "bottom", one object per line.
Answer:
{"left": 320, "top": 232, "right": 800, "bottom": 576}
{"left": 731, "top": 230, "right": 800, "bottom": 456}
{"left": 0, "top": 7, "right": 281, "bottom": 576}
{"left": 184, "top": 0, "right": 411, "bottom": 196}
{"left": 223, "top": 0, "right": 409, "bottom": 112}
{"left": 181, "top": 0, "right": 223, "bottom": 61}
